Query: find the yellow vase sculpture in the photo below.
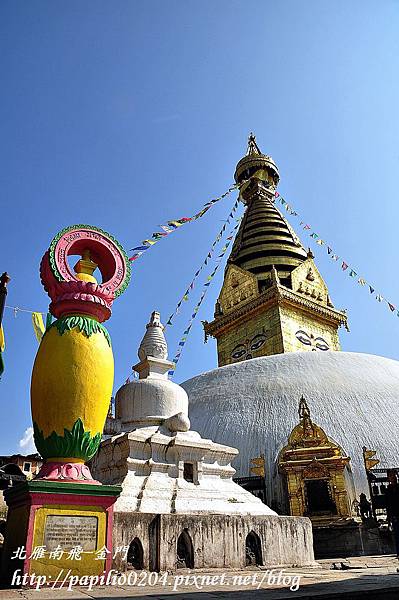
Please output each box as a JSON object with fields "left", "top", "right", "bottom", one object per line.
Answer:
{"left": 31, "top": 224, "right": 130, "bottom": 480}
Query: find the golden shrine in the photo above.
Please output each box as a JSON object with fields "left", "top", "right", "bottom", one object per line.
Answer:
{"left": 278, "top": 396, "right": 352, "bottom": 523}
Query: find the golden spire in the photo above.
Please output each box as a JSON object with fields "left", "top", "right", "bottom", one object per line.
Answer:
{"left": 247, "top": 132, "right": 262, "bottom": 156}
{"left": 228, "top": 155, "right": 307, "bottom": 286}
{"left": 298, "top": 395, "right": 311, "bottom": 420}
{"left": 298, "top": 396, "right": 314, "bottom": 434}
{"left": 203, "top": 135, "right": 347, "bottom": 366}
{"left": 234, "top": 133, "right": 279, "bottom": 187}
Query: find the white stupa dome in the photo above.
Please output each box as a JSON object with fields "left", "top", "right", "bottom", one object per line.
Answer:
{"left": 115, "top": 310, "right": 188, "bottom": 431}
{"left": 115, "top": 378, "right": 188, "bottom": 429}
{"left": 182, "top": 351, "right": 399, "bottom": 508}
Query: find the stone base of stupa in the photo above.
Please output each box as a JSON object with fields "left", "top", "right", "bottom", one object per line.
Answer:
{"left": 92, "top": 428, "right": 315, "bottom": 571}
{"left": 111, "top": 511, "right": 314, "bottom": 571}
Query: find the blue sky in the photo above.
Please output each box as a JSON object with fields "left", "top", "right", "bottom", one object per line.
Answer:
{"left": 1, "top": 1, "right": 399, "bottom": 455}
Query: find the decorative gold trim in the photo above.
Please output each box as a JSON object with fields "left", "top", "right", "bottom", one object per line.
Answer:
{"left": 205, "top": 280, "right": 347, "bottom": 339}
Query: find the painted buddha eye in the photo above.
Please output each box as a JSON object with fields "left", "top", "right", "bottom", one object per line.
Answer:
{"left": 314, "top": 337, "right": 329, "bottom": 351}
{"left": 231, "top": 345, "right": 247, "bottom": 360}
{"left": 250, "top": 334, "right": 267, "bottom": 351}
{"left": 296, "top": 330, "right": 312, "bottom": 346}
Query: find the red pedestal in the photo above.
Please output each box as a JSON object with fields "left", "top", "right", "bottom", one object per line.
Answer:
{"left": 1, "top": 480, "right": 121, "bottom": 587}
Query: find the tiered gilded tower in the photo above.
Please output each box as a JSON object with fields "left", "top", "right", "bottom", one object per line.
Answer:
{"left": 204, "top": 135, "right": 348, "bottom": 367}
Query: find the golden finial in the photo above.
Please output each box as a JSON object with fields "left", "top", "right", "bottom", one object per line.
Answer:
{"left": 298, "top": 395, "right": 311, "bottom": 421}
{"left": 74, "top": 249, "right": 98, "bottom": 283}
{"left": 247, "top": 132, "right": 262, "bottom": 156}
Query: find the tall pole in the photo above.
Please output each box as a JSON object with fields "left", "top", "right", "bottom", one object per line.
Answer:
{"left": 0, "top": 272, "right": 11, "bottom": 329}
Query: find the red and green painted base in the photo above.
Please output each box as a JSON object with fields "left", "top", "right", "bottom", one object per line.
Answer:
{"left": 1, "top": 479, "right": 121, "bottom": 586}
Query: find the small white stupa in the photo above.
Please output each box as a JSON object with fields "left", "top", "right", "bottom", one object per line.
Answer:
{"left": 92, "top": 311, "right": 276, "bottom": 516}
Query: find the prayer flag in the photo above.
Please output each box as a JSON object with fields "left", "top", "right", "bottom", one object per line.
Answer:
{"left": 193, "top": 207, "right": 210, "bottom": 219}
{"left": 32, "top": 312, "right": 45, "bottom": 343}
{"left": 130, "top": 246, "right": 148, "bottom": 252}
{"left": 168, "top": 221, "right": 183, "bottom": 228}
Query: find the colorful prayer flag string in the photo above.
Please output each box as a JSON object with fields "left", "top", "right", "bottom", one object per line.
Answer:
{"left": 274, "top": 192, "right": 398, "bottom": 317}
{"left": 165, "top": 198, "right": 240, "bottom": 327}
{"left": 168, "top": 216, "right": 243, "bottom": 377}
{"left": 128, "top": 180, "right": 246, "bottom": 262}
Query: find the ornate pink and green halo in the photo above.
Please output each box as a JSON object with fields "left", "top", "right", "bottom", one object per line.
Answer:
{"left": 40, "top": 224, "right": 131, "bottom": 321}
{"left": 48, "top": 224, "right": 131, "bottom": 295}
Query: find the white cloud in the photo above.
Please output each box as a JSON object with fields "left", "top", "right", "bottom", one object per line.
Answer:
{"left": 18, "top": 427, "right": 37, "bottom": 455}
